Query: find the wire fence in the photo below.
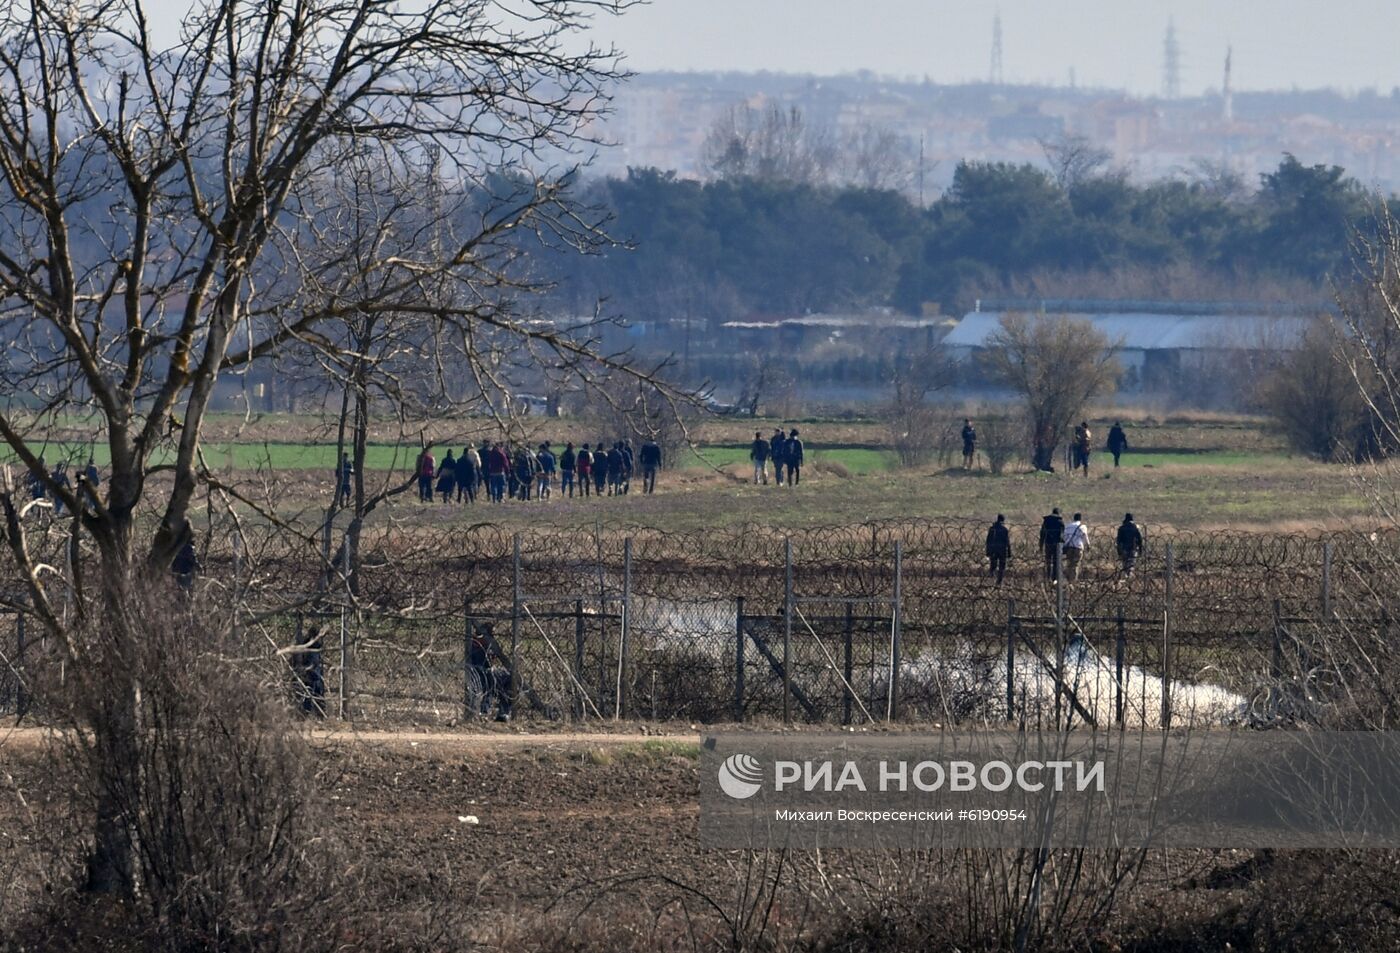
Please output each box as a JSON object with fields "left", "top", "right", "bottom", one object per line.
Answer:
{"left": 4, "top": 520, "right": 1397, "bottom": 727}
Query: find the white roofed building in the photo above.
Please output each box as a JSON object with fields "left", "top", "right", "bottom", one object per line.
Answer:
{"left": 944, "top": 299, "right": 1321, "bottom": 394}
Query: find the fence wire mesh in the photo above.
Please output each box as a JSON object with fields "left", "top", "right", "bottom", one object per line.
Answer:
{"left": 7, "top": 520, "right": 1400, "bottom": 727}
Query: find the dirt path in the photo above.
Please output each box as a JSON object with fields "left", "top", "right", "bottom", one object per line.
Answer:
{"left": 0, "top": 725, "right": 699, "bottom": 751}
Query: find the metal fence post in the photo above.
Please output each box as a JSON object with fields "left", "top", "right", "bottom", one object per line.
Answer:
{"left": 734, "top": 597, "right": 746, "bottom": 722}
{"left": 14, "top": 612, "right": 25, "bottom": 718}
{"left": 464, "top": 599, "right": 474, "bottom": 722}
{"left": 890, "top": 540, "right": 903, "bottom": 721}
{"left": 1054, "top": 544, "right": 1065, "bottom": 727}
{"left": 783, "top": 538, "right": 793, "bottom": 725}
{"left": 338, "top": 607, "right": 348, "bottom": 721}
{"left": 1271, "top": 599, "right": 1283, "bottom": 680}
{"left": 1006, "top": 598, "right": 1016, "bottom": 722}
{"left": 574, "top": 599, "right": 586, "bottom": 721}
{"left": 511, "top": 532, "right": 521, "bottom": 711}
{"left": 618, "top": 537, "right": 632, "bottom": 720}
{"left": 843, "top": 600, "right": 855, "bottom": 726}
{"left": 1115, "top": 609, "right": 1126, "bottom": 728}
{"left": 1322, "top": 541, "right": 1333, "bottom": 618}
{"left": 1162, "top": 542, "right": 1175, "bottom": 730}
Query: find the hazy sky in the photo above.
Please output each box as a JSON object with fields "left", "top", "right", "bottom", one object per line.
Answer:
{"left": 128, "top": 1, "right": 1400, "bottom": 96}
{"left": 582, "top": 0, "right": 1400, "bottom": 95}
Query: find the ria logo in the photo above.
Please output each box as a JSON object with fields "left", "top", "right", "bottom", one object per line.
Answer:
{"left": 717, "top": 753, "right": 764, "bottom": 799}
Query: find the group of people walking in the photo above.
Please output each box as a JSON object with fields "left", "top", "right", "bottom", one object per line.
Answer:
{"left": 984, "top": 509, "right": 1145, "bottom": 586}
{"left": 338, "top": 437, "right": 665, "bottom": 507}
{"left": 748, "top": 428, "right": 806, "bottom": 486}
{"left": 959, "top": 418, "right": 1131, "bottom": 475}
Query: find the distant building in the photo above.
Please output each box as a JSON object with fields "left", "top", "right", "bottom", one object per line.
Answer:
{"left": 944, "top": 299, "right": 1319, "bottom": 391}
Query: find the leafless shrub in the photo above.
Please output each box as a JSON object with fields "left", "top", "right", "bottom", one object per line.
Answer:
{"left": 13, "top": 580, "right": 342, "bottom": 952}
{"left": 974, "top": 407, "right": 1026, "bottom": 476}
{"left": 885, "top": 349, "right": 953, "bottom": 468}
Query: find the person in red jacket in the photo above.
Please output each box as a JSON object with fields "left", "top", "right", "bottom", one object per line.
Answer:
{"left": 416, "top": 447, "right": 435, "bottom": 502}
{"left": 485, "top": 442, "right": 510, "bottom": 503}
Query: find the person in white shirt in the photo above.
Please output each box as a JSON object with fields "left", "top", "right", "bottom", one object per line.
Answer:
{"left": 1061, "top": 513, "right": 1089, "bottom": 583}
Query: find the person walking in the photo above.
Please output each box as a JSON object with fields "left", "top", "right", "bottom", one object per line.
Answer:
{"left": 749, "top": 431, "right": 770, "bottom": 485}
{"left": 985, "top": 514, "right": 1011, "bottom": 586}
{"left": 1115, "top": 512, "right": 1144, "bottom": 579}
{"left": 26, "top": 458, "right": 46, "bottom": 502}
{"left": 606, "top": 442, "right": 625, "bottom": 496}
{"left": 537, "top": 442, "right": 556, "bottom": 499}
{"left": 456, "top": 446, "right": 477, "bottom": 503}
{"left": 640, "top": 437, "right": 662, "bottom": 494}
{"left": 474, "top": 441, "right": 489, "bottom": 498}
{"left": 513, "top": 445, "right": 536, "bottom": 501}
{"left": 335, "top": 452, "right": 354, "bottom": 507}
{"left": 1073, "top": 422, "right": 1092, "bottom": 477}
{"left": 785, "top": 428, "right": 804, "bottom": 486}
{"left": 560, "top": 442, "right": 577, "bottom": 498}
{"left": 437, "top": 449, "right": 457, "bottom": 503}
{"left": 577, "top": 443, "right": 593, "bottom": 497}
{"left": 416, "top": 447, "right": 435, "bottom": 502}
{"left": 961, "top": 418, "right": 977, "bottom": 470}
{"left": 770, "top": 428, "right": 787, "bottom": 486}
{"left": 1039, "top": 507, "right": 1066, "bottom": 582}
{"left": 592, "top": 439, "right": 609, "bottom": 496}
{"left": 1107, "top": 421, "right": 1128, "bottom": 468}
{"left": 1062, "top": 512, "right": 1089, "bottom": 583}
{"left": 486, "top": 442, "right": 509, "bottom": 503}
{"left": 621, "top": 439, "right": 635, "bottom": 495}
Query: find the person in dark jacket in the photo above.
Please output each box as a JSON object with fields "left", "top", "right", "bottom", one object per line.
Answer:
{"left": 50, "top": 462, "right": 70, "bottom": 515}
{"left": 172, "top": 520, "right": 199, "bottom": 593}
{"left": 1107, "top": 422, "right": 1128, "bottom": 468}
{"left": 335, "top": 452, "right": 354, "bottom": 507}
{"left": 785, "top": 429, "right": 805, "bottom": 486}
{"left": 560, "top": 442, "right": 577, "bottom": 497}
{"left": 770, "top": 429, "right": 787, "bottom": 486}
{"left": 606, "top": 443, "right": 625, "bottom": 496}
{"left": 985, "top": 514, "right": 1011, "bottom": 586}
{"left": 468, "top": 623, "right": 512, "bottom": 722}
{"left": 621, "top": 439, "right": 635, "bottom": 494}
{"left": 749, "top": 431, "right": 770, "bottom": 485}
{"left": 26, "top": 457, "right": 46, "bottom": 501}
{"left": 1116, "top": 512, "right": 1144, "bottom": 578}
{"left": 455, "top": 447, "right": 476, "bottom": 503}
{"left": 1039, "top": 507, "right": 1065, "bottom": 582}
{"left": 436, "top": 449, "right": 457, "bottom": 502}
{"left": 962, "top": 419, "right": 977, "bottom": 470}
{"left": 592, "top": 439, "right": 609, "bottom": 495}
{"left": 576, "top": 443, "right": 593, "bottom": 497}
{"left": 513, "top": 446, "right": 536, "bottom": 500}
{"left": 290, "top": 627, "right": 326, "bottom": 717}
{"left": 640, "top": 438, "right": 662, "bottom": 494}
{"left": 537, "top": 442, "right": 556, "bottom": 499}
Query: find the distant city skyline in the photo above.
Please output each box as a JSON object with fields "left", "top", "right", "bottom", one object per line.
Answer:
{"left": 579, "top": 0, "right": 1400, "bottom": 97}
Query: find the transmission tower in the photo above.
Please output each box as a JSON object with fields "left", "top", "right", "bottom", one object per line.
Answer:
{"left": 990, "top": 11, "right": 1004, "bottom": 85}
{"left": 1222, "top": 45, "right": 1234, "bottom": 121}
{"left": 1162, "top": 18, "right": 1181, "bottom": 99}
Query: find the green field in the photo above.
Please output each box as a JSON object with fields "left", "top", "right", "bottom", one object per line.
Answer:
{"left": 7, "top": 414, "right": 1379, "bottom": 534}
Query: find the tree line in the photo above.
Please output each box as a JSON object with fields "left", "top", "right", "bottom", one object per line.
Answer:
{"left": 546, "top": 151, "right": 1374, "bottom": 320}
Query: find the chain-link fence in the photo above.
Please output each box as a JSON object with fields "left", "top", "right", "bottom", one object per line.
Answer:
{"left": 6, "top": 521, "right": 1397, "bottom": 728}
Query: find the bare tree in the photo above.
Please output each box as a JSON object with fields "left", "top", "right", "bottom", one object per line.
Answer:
{"left": 702, "top": 102, "right": 836, "bottom": 186}
{"left": 0, "top": 0, "right": 697, "bottom": 899}
{"left": 885, "top": 347, "right": 953, "bottom": 467}
{"left": 1039, "top": 132, "right": 1112, "bottom": 191}
{"left": 1258, "top": 321, "right": 1367, "bottom": 460}
{"left": 981, "top": 313, "right": 1120, "bottom": 470}
{"left": 839, "top": 122, "right": 918, "bottom": 193}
